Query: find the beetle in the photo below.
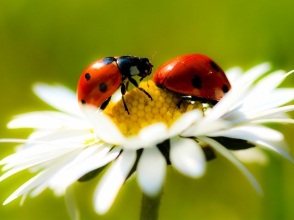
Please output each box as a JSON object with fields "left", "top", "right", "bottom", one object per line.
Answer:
{"left": 153, "top": 54, "right": 231, "bottom": 107}
{"left": 77, "top": 56, "right": 153, "bottom": 114}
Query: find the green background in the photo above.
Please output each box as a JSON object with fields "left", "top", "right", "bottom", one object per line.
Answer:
{"left": 1, "top": 0, "right": 294, "bottom": 219}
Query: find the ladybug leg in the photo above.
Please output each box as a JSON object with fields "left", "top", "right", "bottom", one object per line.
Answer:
{"left": 176, "top": 98, "right": 184, "bottom": 109}
{"left": 190, "top": 96, "right": 218, "bottom": 107}
{"left": 128, "top": 77, "right": 153, "bottom": 100}
{"left": 100, "top": 96, "right": 111, "bottom": 110}
{"left": 176, "top": 96, "right": 192, "bottom": 109}
{"left": 121, "top": 83, "right": 130, "bottom": 114}
{"left": 125, "top": 81, "right": 129, "bottom": 91}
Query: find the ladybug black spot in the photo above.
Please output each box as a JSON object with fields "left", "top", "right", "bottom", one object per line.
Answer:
{"left": 99, "top": 83, "right": 107, "bottom": 92}
{"left": 81, "top": 100, "right": 86, "bottom": 104}
{"left": 85, "top": 73, "right": 91, "bottom": 81}
{"left": 103, "top": 57, "right": 116, "bottom": 65}
{"left": 192, "top": 76, "right": 202, "bottom": 89}
{"left": 209, "top": 61, "right": 219, "bottom": 72}
{"left": 222, "top": 84, "right": 229, "bottom": 93}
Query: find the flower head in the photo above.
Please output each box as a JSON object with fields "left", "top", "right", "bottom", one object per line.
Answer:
{"left": 1, "top": 62, "right": 294, "bottom": 218}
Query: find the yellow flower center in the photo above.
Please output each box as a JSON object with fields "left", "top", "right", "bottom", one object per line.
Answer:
{"left": 104, "top": 80, "right": 203, "bottom": 136}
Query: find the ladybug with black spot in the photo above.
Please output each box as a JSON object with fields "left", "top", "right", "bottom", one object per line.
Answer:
{"left": 153, "top": 54, "right": 231, "bottom": 107}
{"left": 77, "top": 56, "right": 153, "bottom": 114}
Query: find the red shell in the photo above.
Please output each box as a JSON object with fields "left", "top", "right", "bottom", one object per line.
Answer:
{"left": 77, "top": 58, "right": 121, "bottom": 108}
{"left": 153, "top": 54, "right": 231, "bottom": 102}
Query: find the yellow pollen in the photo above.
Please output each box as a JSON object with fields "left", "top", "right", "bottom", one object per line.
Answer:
{"left": 103, "top": 80, "right": 203, "bottom": 136}
{"left": 84, "top": 138, "right": 97, "bottom": 145}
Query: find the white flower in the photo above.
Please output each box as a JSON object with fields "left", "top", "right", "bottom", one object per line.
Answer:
{"left": 1, "top": 62, "right": 294, "bottom": 218}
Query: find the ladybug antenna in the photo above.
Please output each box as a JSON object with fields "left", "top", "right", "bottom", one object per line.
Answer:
{"left": 151, "top": 51, "right": 157, "bottom": 62}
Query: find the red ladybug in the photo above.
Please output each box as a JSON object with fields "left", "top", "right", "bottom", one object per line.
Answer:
{"left": 153, "top": 54, "right": 231, "bottom": 107}
{"left": 77, "top": 56, "right": 153, "bottom": 114}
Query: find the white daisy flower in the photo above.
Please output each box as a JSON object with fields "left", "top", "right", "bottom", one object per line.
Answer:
{"left": 1, "top": 62, "right": 294, "bottom": 219}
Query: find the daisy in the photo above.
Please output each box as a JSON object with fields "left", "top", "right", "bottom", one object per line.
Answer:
{"left": 1, "top": 62, "right": 294, "bottom": 219}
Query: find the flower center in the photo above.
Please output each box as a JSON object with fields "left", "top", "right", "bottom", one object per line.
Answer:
{"left": 104, "top": 80, "right": 203, "bottom": 136}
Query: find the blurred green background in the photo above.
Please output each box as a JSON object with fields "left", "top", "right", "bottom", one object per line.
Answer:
{"left": 1, "top": 0, "right": 294, "bottom": 219}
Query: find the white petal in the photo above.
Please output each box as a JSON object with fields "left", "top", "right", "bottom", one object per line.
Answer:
{"left": 51, "top": 146, "right": 120, "bottom": 195}
{"left": 255, "top": 140, "right": 294, "bottom": 163}
{"left": 168, "top": 110, "right": 202, "bottom": 137}
{"left": 198, "top": 136, "right": 262, "bottom": 194}
{"left": 240, "top": 89, "right": 294, "bottom": 116}
{"left": 60, "top": 144, "right": 101, "bottom": 166}
{"left": 122, "top": 123, "right": 168, "bottom": 150}
{"left": 84, "top": 107, "right": 126, "bottom": 144}
{"left": 251, "top": 118, "right": 294, "bottom": 124}
{"left": 30, "top": 181, "right": 49, "bottom": 198}
{"left": 48, "top": 144, "right": 106, "bottom": 188}
{"left": 0, "top": 138, "right": 37, "bottom": 145}
{"left": 111, "top": 89, "right": 122, "bottom": 102}
{"left": 94, "top": 150, "right": 136, "bottom": 214}
{"left": 4, "top": 174, "right": 43, "bottom": 205}
{"left": 30, "top": 129, "right": 94, "bottom": 142}
{"left": 19, "top": 193, "right": 28, "bottom": 206}
{"left": 137, "top": 147, "right": 166, "bottom": 197}
{"left": 138, "top": 123, "right": 168, "bottom": 146}
{"left": 181, "top": 118, "right": 228, "bottom": 137}
{"left": 1, "top": 138, "right": 87, "bottom": 168}
{"left": 209, "top": 125, "right": 283, "bottom": 142}
{"left": 211, "top": 130, "right": 294, "bottom": 163}
{"left": 233, "top": 148, "right": 269, "bottom": 165}
{"left": 233, "top": 62, "right": 271, "bottom": 87}
{"left": 33, "top": 83, "right": 83, "bottom": 117}
{"left": 28, "top": 130, "right": 54, "bottom": 140}
{"left": 170, "top": 137, "right": 206, "bottom": 178}
{"left": 241, "top": 70, "right": 286, "bottom": 106}
{"left": 203, "top": 81, "right": 252, "bottom": 123}
{"left": 233, "top": 105, "right": 294, "bottom": 124}
{"left": 225, "top": 67, "right": 243, "bottom": 84}
{"left": 65, "top": 184, "right": 79, "bottom": 220}
{"left": 7, "top": 111, "right": 91, "bottom": 129}
{"left": 120, "top": 136, "right": 143, "bottom": 150}
{"left": 3, "top": 151, "right": 77, "bottom": 205}
{"left": 0, "top": 149, "right": 81, "bottom": 181}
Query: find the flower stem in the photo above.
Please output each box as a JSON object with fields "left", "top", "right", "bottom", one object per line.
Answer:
{"left": 140, "top": 192, "right": 162, "bottom": 220}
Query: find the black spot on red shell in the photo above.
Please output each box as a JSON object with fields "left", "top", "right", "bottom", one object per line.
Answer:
{"left": 99, "top": 83, "right": 107, "bottom": 92}
{"left": 81, "top": 100, "right": 86, "bottom": 104}
{"left": 85, "top": 73, "right": 91, "bottom": 81}
{"left": 103, "top": 57, "right": 116, "bottom": 65}
{"left": 210, "top": 61, "right": 219, "bottom": 72}
{"left": 192, "top": 76, "right": 202, "bottom": 89}
{"left": 222, "top": 84, "right": 229, "bottom": 93}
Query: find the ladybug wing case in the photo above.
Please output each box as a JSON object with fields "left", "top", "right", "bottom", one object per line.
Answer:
{"left": 77, "top": 59, "right": 122, "bottom": 108}
{"left": 154, "top": 54, "right": 231, "bottom": 101}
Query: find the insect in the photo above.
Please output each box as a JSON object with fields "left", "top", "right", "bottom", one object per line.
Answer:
{"left": 153, "top": 54, "right": 231, "bottom": 107}
{"left": 77, "top": 56, "right": 153, "bottom": 114}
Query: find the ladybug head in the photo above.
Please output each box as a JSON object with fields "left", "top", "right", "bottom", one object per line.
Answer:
{"left": 137, "top": 58, "right": 153, "bottom": 81}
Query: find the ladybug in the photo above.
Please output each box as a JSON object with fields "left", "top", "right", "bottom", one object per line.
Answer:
{"left": 153, "top": 54, "right": 231, "bottom": 107}
{"left": 77, "top": 56, "right": 153, "bottom": 114}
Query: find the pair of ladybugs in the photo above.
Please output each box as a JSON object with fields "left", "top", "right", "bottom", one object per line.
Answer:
{"left": 77, "top": 54, "right": 231, "bottom": 113}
